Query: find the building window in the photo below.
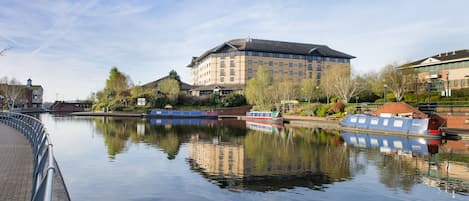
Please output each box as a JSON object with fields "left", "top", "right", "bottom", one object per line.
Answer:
{"left": 298, "top": 63, "right": 303, "bottom": 68}
{"left": 220, "top": 61, "right": 225, "bottom": 68}
{"left": 259, "top": 61, "right": 264, "bottom": 66}
{"left": 279, "top": 62, "right": 283, "bottom": 67}
{"left": 247, "top": 68, "right": 253, "bottom": 73}
{"left": 298, "top": 71, "right": 303, "bottom": 76}
{"left": 268, "top": 70, "right": 273, "bottom": 75}
{"left": 230, "top": 68, "right": 235, "bottom": 76}
{"left": 220, "top": 71, "right": 225, "bottom": 76}
{"left": 230, "top": 77, "right": 234, "bottom": 82}
{"left": 289, "top": 71, "right": 293, "bottom": 75}
{"left": 230, "top": 60, "right": 235, "bottom": 67}
{"left": 309, "top": 72, "right": 313, "bottom": 78}
{"left": 220, "top": 77, "right": 224, "bottom": 82}
{"left": 461, "top": 79, "right": 465, "bottom": 87}
{"left": 317, "top": 64, "right": 322, "bottom": 71}
{"left": 454, "top": 80, "right": 458, "bottom": 87}
{"left": 247, "top": 51, "right": 253, "bottom": 56}
{"left": 289, "top": 63, "right": 293, "bottom": 68}
{"left": 317, "top": 71, "right": 321, "bottom": 80}
{"left": 269, "top": 61, "right": 273, "bottom": 66}
{"left": 308, "top": 64, "right": 313, "bottom": 70}
{"left": 248, "top": 60, "right": 252, "bottom": 65}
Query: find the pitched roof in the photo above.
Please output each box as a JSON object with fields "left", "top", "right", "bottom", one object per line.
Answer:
{"left": 399, "top": 49, "right": 469, "bottom": 69}
{"left": 188, "top": 38, "right": 355, "bottom": 67}
{"left": 373, "top": 102, "right": 427, "bottom": 119}
{"left": 142, "top": 76, "right": 193, "bottom": 90}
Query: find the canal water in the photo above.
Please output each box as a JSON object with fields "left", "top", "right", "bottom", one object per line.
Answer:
{"left": 40, "top": 114, "right": 469, "bottom": 201}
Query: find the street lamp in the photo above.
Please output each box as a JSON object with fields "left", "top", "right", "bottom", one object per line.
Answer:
{"left": 355, "top": 96, "right": 359, "bottom": 113}
{"left": 315, "top": 86, "right": 319, "bottom": 103}
{"left": 383, "top": 84, "right": 388, "bottom": 104}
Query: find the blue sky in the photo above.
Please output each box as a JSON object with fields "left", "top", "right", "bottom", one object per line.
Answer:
{"left": 1, "top": 0, "right": 469, "bottom": 101}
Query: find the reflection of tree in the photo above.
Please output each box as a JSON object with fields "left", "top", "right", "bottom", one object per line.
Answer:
{"left": 95, "top": 118, "right": 136, "bottom": 159}
{"left": 93, "top": 117, "right": 248, "bottom": 160}
{"left": 376, "top": 155, "right": 420, "bottom": 192}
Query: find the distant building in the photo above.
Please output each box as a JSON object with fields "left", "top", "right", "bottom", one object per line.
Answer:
{"left": 142, "top": 75, "right": 193, "bottom": 95}
{"left": 187, "top": 38, "right": 355, "bottom": 89}
{"left": 49, "top": 101, "right": 92, "bottom": 112}
{"left": 398, "top": 50, "right": 469, "bottom": 94}
{"left": 0, "top": 78, "right": 43, "bottom": 109}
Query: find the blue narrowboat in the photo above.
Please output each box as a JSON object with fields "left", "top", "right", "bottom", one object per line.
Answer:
{"left": 340, "top": 114, "right": 441, "bottom": 137}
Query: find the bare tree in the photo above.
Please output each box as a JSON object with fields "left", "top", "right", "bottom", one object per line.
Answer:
{"left": 380, "top": 63, "right": 416, "bottom": 102}
{"left": 329, "top": 67, "right": 362, "bottom": 103}
{"left": 0, "top": 46, "right": 12, "bottom": 56}
{"left": 0, "top": 76, "right": 25, "bottom": 110}
{"left": 320, "top": 67, "right": 337, "bottom": 104}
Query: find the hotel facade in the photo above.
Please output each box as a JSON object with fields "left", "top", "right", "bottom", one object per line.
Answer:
{"left": 187, "top": 38, "right": 355, "bottom": 95}
{"left": 398, "top": 50, "right": 469, "bottom": 94}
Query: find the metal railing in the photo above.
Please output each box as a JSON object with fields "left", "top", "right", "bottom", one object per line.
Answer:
{"left": 0, "top": 112, "right": 63, "bottom": 201}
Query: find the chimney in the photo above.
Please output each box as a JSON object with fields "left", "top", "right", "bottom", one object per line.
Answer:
{"left": 26, "top": 78, "right": 32, "bottom": 87}
{"left": 438, "top": 53, "right": 441, "bottom": 57}
{"left": 445, "top": 52, "right": 448, "bottom": 56}
{"left": 453, "top": 50, "right": 456, "bottom": 55}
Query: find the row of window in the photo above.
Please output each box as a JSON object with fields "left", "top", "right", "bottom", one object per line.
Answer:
{"left": 448, "top": 79, "right": 469, "bottom": 88}
{"left": 416, "top": 61, "right": 469, "bottom": 73}
{"left": 220, "top": 77, "right": 235, "bottom": 82}
{"left": 212, "top": 51, "right": 351, "bottom": 63}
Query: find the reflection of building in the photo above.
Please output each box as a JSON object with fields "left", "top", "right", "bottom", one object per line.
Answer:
{"left": 398, "top": 50, "right": 469, "bottom": 93}
{"left": 188, "top": 133, "right": 351, "bottom": 191}
{"left": 187, "top": 38, "right": 354, "bottom": 95}
{"left": 189, "top": 136, "right": 245, "bottom": 177}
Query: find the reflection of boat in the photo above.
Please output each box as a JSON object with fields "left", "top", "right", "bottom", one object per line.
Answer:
{"left": 341, "top": 114, "right": 441, "bottom": 138}
{"left": 146, "top": 109, "right": 218, "bottom": 118}
{"left": 148, "top": 118, "right": 218, "bottom": 125}
{"left": 245, "top": 111, "right": 283, "bottom": 123}
{"left": 341, "top": 132, "right": 440, "bottom": 155}
{"left": 246, "top": 121, "right": 283, "bottom": 134}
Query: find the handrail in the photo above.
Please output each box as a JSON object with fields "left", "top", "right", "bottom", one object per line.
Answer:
{"left": 0, "top": 112, "right": 66, "bottom": 201}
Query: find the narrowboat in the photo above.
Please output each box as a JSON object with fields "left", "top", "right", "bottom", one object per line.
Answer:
{"left": 340, "top": 114, "right": 441, "bottom": 138}
{"left": 340, "top": 132, "right": 440, "bottom": 155}
{"left": 245, "top": 111, "right": 283, "bottom": 124}
{"left": 146, "top": 109, "right": 218, "bottom": 119}
{"left": 246, "top": 120, "right": 284, "bottom": 134}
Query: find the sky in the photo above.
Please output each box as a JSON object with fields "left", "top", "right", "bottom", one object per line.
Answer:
{"left": 1, "top": 0, "right": 469, "bottom": 102}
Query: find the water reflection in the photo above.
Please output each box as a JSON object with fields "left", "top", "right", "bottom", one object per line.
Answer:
{"left": 188, "top": 127, "right": 352, "bottom": 191}
{"left": 41, "top": 114, "right": 469, "bottom": 200}
{"left": 342, "top": 132, "right": 469, "bottom": 196}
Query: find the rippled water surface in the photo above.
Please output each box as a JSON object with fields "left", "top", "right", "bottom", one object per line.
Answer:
{"left": 40, "top": 114, "right": 469, "bottom": 201}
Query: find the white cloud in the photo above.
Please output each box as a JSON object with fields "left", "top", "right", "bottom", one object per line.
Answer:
{"left": 1, "top": 0, "right": 469, "bottom": 101}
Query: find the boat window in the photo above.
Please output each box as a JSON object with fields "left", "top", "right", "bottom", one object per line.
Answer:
{"left": 382, "top": 119, "right": 388, "bottom": 126}
{"left": 350, "top": 117, "right": 357, "bottom": 123}
{"left": 358, "top": 117, "right": 366, "bottom": 124}
{"left": 393, "top": 120, "right": 403, "bottom": 127}
{"left": 370, "top": 118, "right": 379, "bottom": 125}
{"left": 393, "top": 141, "right": 403, "bottom": 149}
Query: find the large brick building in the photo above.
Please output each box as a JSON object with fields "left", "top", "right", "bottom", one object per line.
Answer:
{"left": 187, "top": 38, "right": 354, "bottom": 95}
{"left": 0, "top": 78, "right": 43, "bottom": 109}
{"left": 398, "top": 50, "right": 469, "bottom": 94}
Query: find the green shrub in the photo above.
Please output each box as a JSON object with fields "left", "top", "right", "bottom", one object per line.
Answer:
{"left": 220, "top": 94, "right": 247, "bottom": 107}
{"left": 315, "top": 104, "right": 331, "bottom": 117}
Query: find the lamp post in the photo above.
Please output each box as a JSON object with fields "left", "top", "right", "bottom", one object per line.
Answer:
{"left": 447, "top": 72, "right": 450, "bottom": 97}
{"left": 315, "top": 86, "right": 319, "bottom": 104}
{"left": 415, "top": 76, "right": 419, "bottom": 104}
{"left": 355, "top": 96, "right": 359, "bottom": 113}
{"left": 383, "top": 84, "right": 388, "bottom": 104}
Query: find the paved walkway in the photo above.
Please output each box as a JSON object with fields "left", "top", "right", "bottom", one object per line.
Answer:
{"left": 0, "top": 123, "right": 33, "bottom": 201}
